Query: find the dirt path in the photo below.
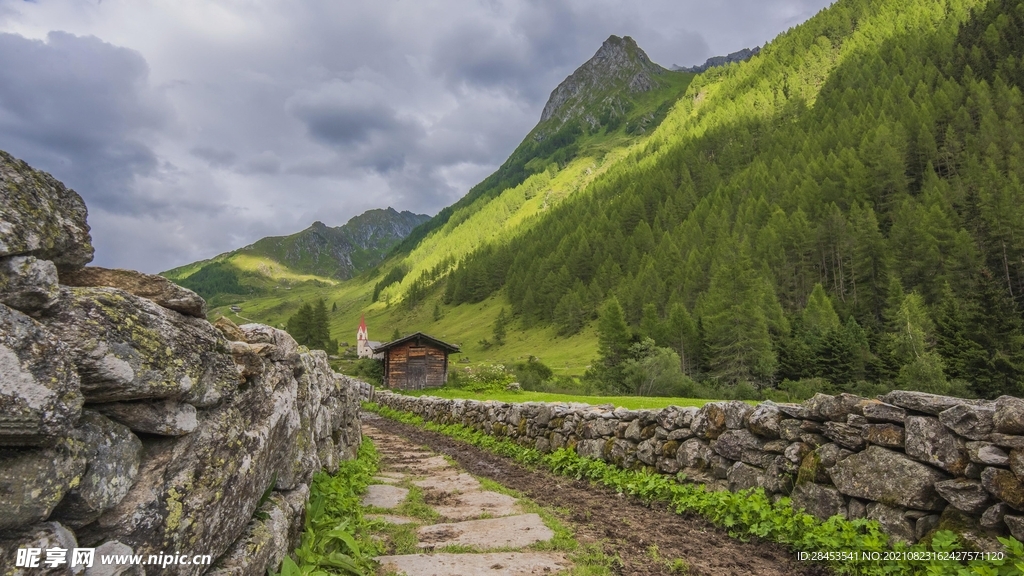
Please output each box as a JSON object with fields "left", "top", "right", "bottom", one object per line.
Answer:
{"left": 365, "top": 411, "right": 830, "bottom": 576}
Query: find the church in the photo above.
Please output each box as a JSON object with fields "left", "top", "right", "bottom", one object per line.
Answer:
{"left": 356, "top": 316, "right": 383, "bottom": 359}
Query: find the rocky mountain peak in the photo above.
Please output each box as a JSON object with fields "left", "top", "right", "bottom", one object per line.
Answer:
{"left": 539, "top": 35, "right": 668, "bottom": 124}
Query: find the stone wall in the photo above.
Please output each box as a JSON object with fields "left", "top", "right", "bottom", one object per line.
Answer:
{"left": 0, "top": 150, "right": 362, "bottom": 576}
{"left": 373, "top": 389, "right": 1024, "bottom": 546}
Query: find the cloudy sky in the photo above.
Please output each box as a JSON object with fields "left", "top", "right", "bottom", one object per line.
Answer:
{"left": 0, "top": 0, "right": 832, "bottom": 273}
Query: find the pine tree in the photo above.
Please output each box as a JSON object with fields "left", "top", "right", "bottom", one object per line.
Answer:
{"left": 587, "top": 297, "right": 632, "bottom": 392}
{"left": 664, "top": 303, "right": 699, "bottom": 376}
{"left": 803, "top": 283, "right": 841, "bottom": 336}
{"left": 553, "top": 290, "right": 586, "bottom": 336}
{"left": 493, "top": 308, "right": 508, "bottom": 346}
{"left": 312, "top": 299, "right": 331, "bottom": 350}
{"left": 698, "top": 241, "right": 778, "bottom": 386}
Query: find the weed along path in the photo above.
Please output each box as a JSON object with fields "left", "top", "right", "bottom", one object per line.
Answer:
{"left": 362, "top": 417, "right": 575, "bottom": 575}
{"left": 365, "top": 412, "right": 827, "bottom": 576}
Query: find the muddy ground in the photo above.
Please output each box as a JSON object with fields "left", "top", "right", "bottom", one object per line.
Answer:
{"left": 366, "top": 412, "right": 831, "bottom": 576}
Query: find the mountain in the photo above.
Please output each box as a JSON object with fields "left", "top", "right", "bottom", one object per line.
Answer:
{"left": 671, "top": 46, "right": 761, "bottom": 73}
{"left": 162, "top": 207, "right": 428, "bottom": 303}
{"left": 540, "top": 35, "right": 672, "bottom": 126}
{"left": 238, "top": 208, "right": 429, "bottom": 279}
{"left": 389, "top": 35, "right": 693, "bottom": 257}
{"left": 438, "top": 0, "right": 1024, "bottom": 399}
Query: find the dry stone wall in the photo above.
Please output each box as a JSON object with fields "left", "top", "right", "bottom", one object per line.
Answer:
{"left": 373, "top": 389, "right": 1024, "bottom": 546}
{"left": 0, "top": 150, "right": 362, "bottom": 576}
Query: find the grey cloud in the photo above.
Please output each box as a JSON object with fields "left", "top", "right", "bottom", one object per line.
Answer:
{"left": 286, "top": 79, "right": 426, "bottom": 173}
{"left": 0, "top": 31, "right": 171, "bottom": 214}
{"left": 190, "top": 146, "right": 237, "bottom": 168}
{"left": 0, "top": 0, "right": 834, "bottom": 273}
{"left": 240, "top": 151, "right": 282, "bottom": 175}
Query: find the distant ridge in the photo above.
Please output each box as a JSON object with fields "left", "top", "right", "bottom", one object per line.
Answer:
{"left": 672, "top": 46, "right": 761, "bottom": 73}
{"left": 162, "top": 207, "right": 429, "bottom": 302}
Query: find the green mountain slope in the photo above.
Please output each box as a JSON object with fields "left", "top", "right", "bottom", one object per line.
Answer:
{"left": 389, "top": 36, "right": 694, "bottom": 257}
{"left": 162, "top": 207, "right": 428, "bottom": 305}
{"left": 442, "top": 0, "right": 1024, "bottom": 398}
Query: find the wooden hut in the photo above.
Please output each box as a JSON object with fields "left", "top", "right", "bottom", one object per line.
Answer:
{"left": 372, "top": 332, "right": 460, "bottom": 390}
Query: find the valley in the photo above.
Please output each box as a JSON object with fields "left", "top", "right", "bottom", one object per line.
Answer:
{"left": 170, "top": 0, "right": 1024, "bottom": 406}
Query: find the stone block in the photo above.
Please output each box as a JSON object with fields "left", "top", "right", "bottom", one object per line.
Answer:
{"left": 0, "top": 304, "right": 83, "bottom": 446}
{"left": 52, "top": 411, "right": 143, "bottom": 527}
{"left": 0, "top": 438, "right": 86, "bottom": 530}
{"left": 0, "top": 150, "right": 94, "bottom": 269}
{"left": 792, "top": 482, "right": 846, "bottom": 521}
{"left": 994, "top": 396, "right": 1024, "bottom": 434}
{"left": 60, "top": 267, "right": 207, "bottom": 318}
{"left": 93, "top": 400, "right": 198, "bottom": 436}
{"left": 43, "top": 287, "right": 238, "bottom": 406}
{"left": 934, "top": 478, "right": 992, "bottom": 515}
{"left": 0, "top": 255, "right": 59, "bottom": 313}
{"left": 939, "top": 403, "right": 995, "bottom": 441}
{"left": 881, "top": 390, "right": 985, "bottom": 416}
{"left": 829, "top": 446, "right": 948, "bottom": 510}
{"left": 981, "top": 467, "right": 1024, "bottom": 510}
{"left": 862, "top": 423, "right": 905, "bottom": 448}
{"left": 867, "top": 503, "right": 916, "bottom": 544}
{"left": 862, "top": 401, "right": 906, "bottom": 423}
{"left": 905, "top": 415, "right": 969, "bottom": 475}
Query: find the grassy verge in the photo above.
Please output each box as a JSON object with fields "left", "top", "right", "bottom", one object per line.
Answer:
{"left": 397, "top": 388, "right": 733, "bottom": 409}
{"left": 274, "top": 438, "right": 381, "bottom": 576}
{"left": 364, "top": 402, "right": 1024, "bottom": 576}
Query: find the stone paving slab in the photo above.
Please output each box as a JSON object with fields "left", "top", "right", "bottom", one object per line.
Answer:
{"left": 362, "top": 420, "right": 570, "bottom": 573}
{"left": 412, "top": 472, "right": 482, "bottom": 493}
{"left": 375, "top": 552, "right": 569, "bottom": 576}
{"left": 417, "top": 513, "right": 554, "bottom": 550}
{"left": 393, "top": 455, "right": 453, "bottom": 473}
{"left": 433, "top": 490, "right": 521, "bottom": 521}
{"left": 366, "top": 514, "right": 418, "bottom": 525}
{"left": 361, "top": 484, "right": 409, "bottom": 509}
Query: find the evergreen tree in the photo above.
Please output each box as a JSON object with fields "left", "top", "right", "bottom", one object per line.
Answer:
{"left": 587, "top": 297, "right": 632, "bottom": 392}
{"left": 698, "top": 242, "right": 778, "bottom": 386}
{"left": 803, "top": 284, "right": 841, "bottom": 336}
{"left": 285, "top": 299, "right": 334, "bottom": 352}
{"left": 663, "top": 303, "right": 699, "bottom": 376}
{"left": 493, "top": 308, "right": 508, "bottom": 346}
{"left": 553, "top": 290, "right": 586, "bottom": 336}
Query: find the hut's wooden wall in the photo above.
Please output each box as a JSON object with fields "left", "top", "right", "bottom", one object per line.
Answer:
{"left": 385, "top": 341, "right": 448, "bottom": 389}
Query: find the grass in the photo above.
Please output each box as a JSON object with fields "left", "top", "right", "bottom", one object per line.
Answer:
{"left": 397, "top": 388, "right": 727, "bottom": 409}
{"left": 210, "top": 282, "right": 601, "bottom": 376}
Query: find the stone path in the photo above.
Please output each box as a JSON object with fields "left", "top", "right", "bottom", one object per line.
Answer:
{"left": 362, "top": 420, "right": 571, "bottom": 576}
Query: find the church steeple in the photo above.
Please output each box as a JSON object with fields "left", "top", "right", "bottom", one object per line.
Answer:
{"left": 357, "top": 315, "right": 368, "bottom": 342}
